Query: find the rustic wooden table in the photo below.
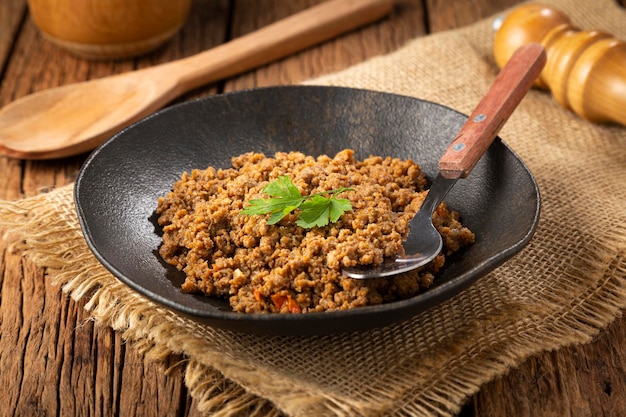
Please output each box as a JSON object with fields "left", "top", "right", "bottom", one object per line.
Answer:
{"left": 1, "top": 1, "right": 625, "bottom": 416}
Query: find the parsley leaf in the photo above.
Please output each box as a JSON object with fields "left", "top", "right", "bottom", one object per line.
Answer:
{"left": 242, "top": 176, "right": 305, "bottom": 224}
{"left": 263, "top": 175, "right": 302, "bottom": 200}
{"left": 241, "top": 176, "right": 353, "bottom": 228}
{"left": 297, "top": 194, "right": 352, "bottom": 228}
{"left": 296, "top": 195, "right": 332, "bottom": 228}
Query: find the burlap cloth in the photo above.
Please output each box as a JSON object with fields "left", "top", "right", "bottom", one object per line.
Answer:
{"left": 1, "top": 0, "right": 625, "bottom": 415}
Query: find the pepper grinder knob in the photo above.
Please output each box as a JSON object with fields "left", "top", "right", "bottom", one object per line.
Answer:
{"left": 493, "top": 3, "right": 626, "bottom": 126}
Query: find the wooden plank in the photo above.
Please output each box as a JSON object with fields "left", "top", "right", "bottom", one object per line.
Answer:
{"left": 470, "top": 314, "right": 626, "bottom": 416}
{"left": 224, "top": 0, "right": 427, "bottom": 91}
{"left": 0, "top": 243, "right": 191, "bottom": 417}
{"left": 0, "top": 0, "right": 26, "bottom": 73}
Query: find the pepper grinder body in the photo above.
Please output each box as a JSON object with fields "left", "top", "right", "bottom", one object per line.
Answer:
{"left": 494, "top": 3, "right": 626, "bottom": 126}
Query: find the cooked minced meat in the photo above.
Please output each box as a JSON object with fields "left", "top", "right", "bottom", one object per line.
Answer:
{"left": 156, "top": 149, "right": 474, "bottom": 313}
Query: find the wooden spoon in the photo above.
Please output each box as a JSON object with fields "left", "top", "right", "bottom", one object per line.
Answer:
{"left": 0, "top": 0, "right": 393, "bottom": 160}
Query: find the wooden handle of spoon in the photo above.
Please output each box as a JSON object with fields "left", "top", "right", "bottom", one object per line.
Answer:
{"left": 160, "top": 0, "right": 394, "bottom": 92}
{"left": 438, "top": 42, "right": 546, "bottom": 179}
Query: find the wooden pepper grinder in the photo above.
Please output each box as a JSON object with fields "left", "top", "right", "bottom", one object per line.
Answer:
{"left": 493, "top": 3, "right": 626, "bottom": 126}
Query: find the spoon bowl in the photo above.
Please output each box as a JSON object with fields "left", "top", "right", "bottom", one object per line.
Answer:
{"left": 0, "top": 71, "right": 168, "bottom": 159}
{"left": 342, "top": 43, "right": 547, "bottom": 279}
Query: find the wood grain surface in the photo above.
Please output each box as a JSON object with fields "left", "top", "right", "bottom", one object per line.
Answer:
{"left": 1, "top": 1, "right": 625, "bottom": 416}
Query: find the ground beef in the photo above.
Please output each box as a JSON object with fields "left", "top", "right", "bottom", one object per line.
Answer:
{"left": 156, "top": 149, "right": 474, "bottom": 313}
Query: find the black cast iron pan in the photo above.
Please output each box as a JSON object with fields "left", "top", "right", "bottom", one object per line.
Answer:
{"left": 75, "top": 86, "right": 540, "bottom": 336}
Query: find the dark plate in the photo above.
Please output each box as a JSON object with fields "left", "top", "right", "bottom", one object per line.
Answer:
{"left": 75, "top": 86, "right": 540, "bottom": 336}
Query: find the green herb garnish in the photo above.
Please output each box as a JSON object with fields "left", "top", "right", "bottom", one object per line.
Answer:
{"left": 241, "top": 175, "right": 353, "bottom": 228}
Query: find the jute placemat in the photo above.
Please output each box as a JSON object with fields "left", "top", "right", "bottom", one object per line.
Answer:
{"left": 2, "top": 0, "right": 626, "bottom": 415}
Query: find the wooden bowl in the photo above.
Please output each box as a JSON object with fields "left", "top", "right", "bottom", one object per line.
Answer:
{"left": 28, "top": 0, "right": 192, "bottom": 59}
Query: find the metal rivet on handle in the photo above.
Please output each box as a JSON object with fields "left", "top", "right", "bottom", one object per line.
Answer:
{"left": 452, "top": 143, "right": 466, "bottom": 152}
{"left": 473, "top": 114, "right": 487, "bottom": 122}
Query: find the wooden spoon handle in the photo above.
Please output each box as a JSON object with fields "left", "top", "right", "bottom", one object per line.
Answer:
{"left": 163, "top": 0, "right": 394, "bottom": 92}
{"left": 438, "top": 42, "right": 546, "bottom": 179}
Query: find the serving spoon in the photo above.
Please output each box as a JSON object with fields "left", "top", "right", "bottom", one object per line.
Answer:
{"left": 342, "top": 42, "right": 546, "bottom": 279}
{"left": 0, "top": 0, "right": 393, "bottom": 160}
